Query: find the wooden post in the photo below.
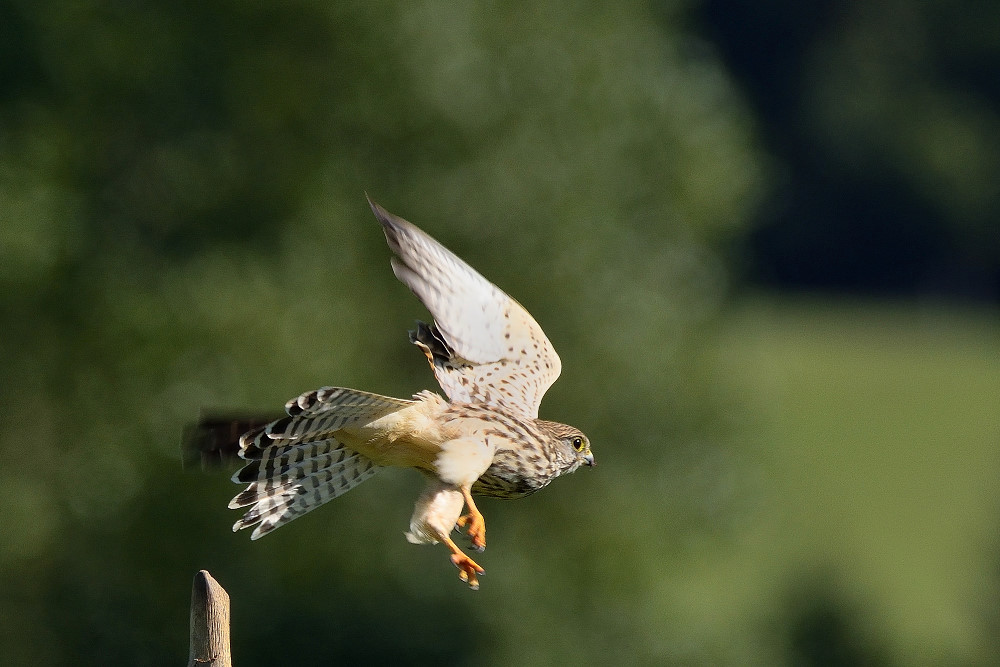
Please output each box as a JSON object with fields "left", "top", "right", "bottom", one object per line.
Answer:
{"left": 188, "top": 570, "right": 233, "bottom": 667}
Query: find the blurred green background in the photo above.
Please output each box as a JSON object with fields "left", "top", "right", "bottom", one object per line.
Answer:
{"left": 2, "top": 1, "right": 998, "bottom": 664}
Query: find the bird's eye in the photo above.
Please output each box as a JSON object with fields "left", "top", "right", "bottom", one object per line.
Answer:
{"left": 571, "top": 436, "right": 584, "bottom": 451}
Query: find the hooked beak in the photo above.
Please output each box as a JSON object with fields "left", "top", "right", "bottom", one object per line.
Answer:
{"left": 583, "top": 450, "right": 596, "bottom": 467}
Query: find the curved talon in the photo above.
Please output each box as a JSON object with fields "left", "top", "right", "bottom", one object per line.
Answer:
{"left": 450, "top": 552, "right": 484, "bottom": 590}
{"left": 456, "top": 511, "right": 487, "bottom": 551}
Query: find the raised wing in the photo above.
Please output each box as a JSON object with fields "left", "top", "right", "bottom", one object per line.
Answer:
{"left": 368, "top": 197, "right": 561, "bottom": 418}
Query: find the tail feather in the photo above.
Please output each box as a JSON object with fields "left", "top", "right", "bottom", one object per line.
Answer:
{"left": 181, "top": 413, "right": 283, "bottom": 469}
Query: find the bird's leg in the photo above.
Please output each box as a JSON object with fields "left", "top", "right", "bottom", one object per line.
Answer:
{"left": 442, "top": 535, "right": 484, "bottom": 590}
{"left": 455, "top": 486, "right": 486, "bottom": 551}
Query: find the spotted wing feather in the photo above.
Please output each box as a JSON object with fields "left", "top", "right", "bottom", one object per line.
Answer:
{"left": 230, "top": 436, "right": 379, "bottom": 539}
{"left": 239, "top": 386, "right": 413, "bottom": 457}
{"left": 369, "top": 197, "right": 561, "bottom": 418}
{"left": 230, "top": 387, "right": 408, "bottom": 538}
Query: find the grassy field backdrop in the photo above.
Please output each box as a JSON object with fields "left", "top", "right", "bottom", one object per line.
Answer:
{"left": 695, "top": 297, "right": 1000, "bottom": 665}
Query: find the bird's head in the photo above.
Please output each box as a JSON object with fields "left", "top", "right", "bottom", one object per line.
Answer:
{"left": 538, "top": 420, "right": 595, "bottom": 473}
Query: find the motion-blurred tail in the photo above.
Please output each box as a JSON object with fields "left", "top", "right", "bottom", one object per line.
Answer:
{"left": 182, "top": 414, "right": 282, "bottom": 470}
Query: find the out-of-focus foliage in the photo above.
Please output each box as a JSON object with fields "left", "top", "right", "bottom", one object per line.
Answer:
{"left": 1, "top": 0, "right": 997, "bottom": 665}
{"left": 1, "top": 1, "right": 763, "bottom": 664}
{"left": 700, "top": 0, "right": 1000, "bottom": 299}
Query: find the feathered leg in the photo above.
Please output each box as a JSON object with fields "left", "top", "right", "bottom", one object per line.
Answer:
{"left": 406, "top": 482, "right": 484, "bottom": 590}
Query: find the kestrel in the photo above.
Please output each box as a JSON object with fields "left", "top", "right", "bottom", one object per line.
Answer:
{"left": 196, "top": 197, "right": 594, "bottom": 589}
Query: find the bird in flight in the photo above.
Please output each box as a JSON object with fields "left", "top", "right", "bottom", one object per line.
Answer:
{"left": 195, "top": 197, "right": 594, "bottom": 589}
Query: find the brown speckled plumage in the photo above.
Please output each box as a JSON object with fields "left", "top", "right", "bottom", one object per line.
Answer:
{"left": 192, "top": 197, "right": 594, "bottom": 590}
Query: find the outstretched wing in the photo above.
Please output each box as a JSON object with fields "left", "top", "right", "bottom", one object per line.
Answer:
{"left": 230, "top": 435, "right": 380, "bottom": 539}
{"left": 228, "top": 387, "right": 413, "bottom": 539}
{"left": 368, "top": 196, "right": 561, "bottom": 418}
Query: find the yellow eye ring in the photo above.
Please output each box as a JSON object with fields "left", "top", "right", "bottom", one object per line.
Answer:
{"left": 572, "top": 436, "right": 584, "bottom": 451}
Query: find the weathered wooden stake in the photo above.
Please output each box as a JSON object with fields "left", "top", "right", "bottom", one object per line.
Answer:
{"left": 188, "top": 570, "right": 232, "bottom": 667}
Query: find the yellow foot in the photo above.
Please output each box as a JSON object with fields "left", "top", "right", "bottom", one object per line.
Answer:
{"left": 456, "top": 510, "right": 486, "bottom": 552}
{"left": 450, "top": 552, "right": 485, "bottom": 590}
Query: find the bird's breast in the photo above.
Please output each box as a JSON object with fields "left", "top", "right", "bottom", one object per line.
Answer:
{"left": 472, "top": 446, "right": 559, "bottom": 499}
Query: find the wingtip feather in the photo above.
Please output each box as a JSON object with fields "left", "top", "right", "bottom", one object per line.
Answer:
{"left": 366, "top": 194, "right": 393, "bottom": 228}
